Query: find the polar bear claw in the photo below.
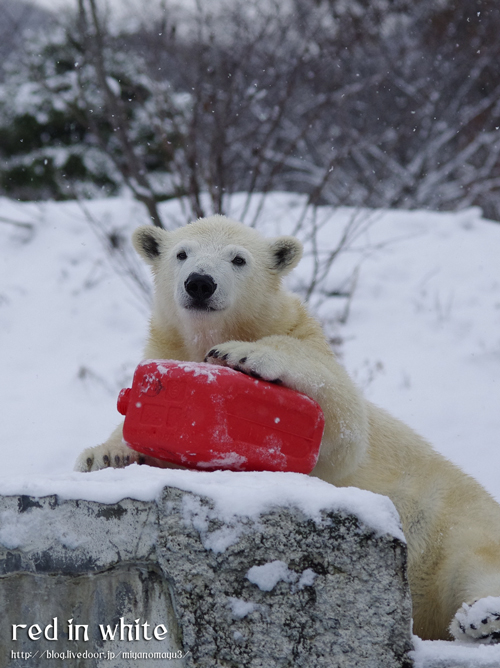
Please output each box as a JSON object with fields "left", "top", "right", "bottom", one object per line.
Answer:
{"left": 74, "top": 441, "right": 143, "bottom": 472}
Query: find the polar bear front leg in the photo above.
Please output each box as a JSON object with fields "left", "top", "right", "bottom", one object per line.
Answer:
{"left": 450, "top": 598, "right": 500, "bottom": 644}
{"left": 204, "top": 336, "right": 370, "bottom": 484}
{"left": 203, "top": 336, "right": 343, "bottom": 402}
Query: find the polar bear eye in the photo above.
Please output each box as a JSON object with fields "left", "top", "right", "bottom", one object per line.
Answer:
{"left": 177, "top": 250, "right": 187, "bottom": 261}
{"left": 232, "top": 256, "right": 246, "bottom": 266}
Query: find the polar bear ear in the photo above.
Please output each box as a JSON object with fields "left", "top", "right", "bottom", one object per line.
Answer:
{"left": 132, "top": 226, "right": 169, "bottom": 265}
{"left": 268, "top": 236, "right": 303, "bottom": 275}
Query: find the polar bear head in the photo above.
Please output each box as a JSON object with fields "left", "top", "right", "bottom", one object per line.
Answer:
{"left": 132, "top": 215, "right": 303, "bottom": 334}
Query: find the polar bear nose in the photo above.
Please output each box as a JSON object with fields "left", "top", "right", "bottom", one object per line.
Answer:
{"left": 184, "top": 273, "right": 217, "bottom": 302}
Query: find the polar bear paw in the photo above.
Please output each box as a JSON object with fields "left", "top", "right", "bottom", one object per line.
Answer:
{"left": 450, "top": 597, "right": 500, "bottom": 644}
{"left": 205, "top": 342, "right": 285, "bottom": 385}
{"left": 74, "top": 442, "right": 143, "bottom": 472}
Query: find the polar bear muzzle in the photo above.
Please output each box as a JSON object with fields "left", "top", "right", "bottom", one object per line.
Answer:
{"left": 184, "top": 272, "right": 218, "bottom": 309}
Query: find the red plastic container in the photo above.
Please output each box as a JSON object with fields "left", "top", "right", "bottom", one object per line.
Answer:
{"left": 117, "top": 360, "right": 324, "bottom": 473}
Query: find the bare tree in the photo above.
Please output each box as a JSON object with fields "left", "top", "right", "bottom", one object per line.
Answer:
{"left": 72, "top": 0, "right": 166, "bottom": 226}
{"left": 6, "top": 0, "right": 500, "bottom": 221}
{"left": 129, "top": 0, "right": 388, "bottom": 225}
{"left": 280, "top": 0, "right": 500, "bottom": 220}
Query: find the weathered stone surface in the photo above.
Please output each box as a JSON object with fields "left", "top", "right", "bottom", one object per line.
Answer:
{"left": 0, "top": 486, "right": 413, "bottom": 668}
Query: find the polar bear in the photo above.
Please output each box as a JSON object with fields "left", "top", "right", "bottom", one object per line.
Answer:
{"left": 75, "top": 215, "right": 500, "bottom": 643}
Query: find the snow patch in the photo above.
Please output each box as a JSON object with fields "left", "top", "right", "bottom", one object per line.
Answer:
{"left": 411, "top": 635, "right": 500, "bottom": 667}
{"left": 246, "top": 560, "right": 317, "bottom": 592}
{"left": 247, "top": 561, "right": 298, "bottom": 591}
{"left": 0, "top": 466, "right": 404, "bottom": 542}
{"left": 196, "top": 452, "right": 248, "bottom": 470}
{"left": 298, "top": 568, "right": 317, "bottom": 589}
{"left": 227, "top": 597, "right": 262, "bottom": 619}
{"left": 158, "top": 360, "right": 232, "bottom": 383}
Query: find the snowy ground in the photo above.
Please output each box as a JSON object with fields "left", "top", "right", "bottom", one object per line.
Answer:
{"left": 1, "top": 193, "right": 500, "bottom": 666}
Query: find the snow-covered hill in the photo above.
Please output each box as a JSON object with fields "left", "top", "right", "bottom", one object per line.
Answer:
{"left": 1, "top": 193, "right": 500, "bottom": 665}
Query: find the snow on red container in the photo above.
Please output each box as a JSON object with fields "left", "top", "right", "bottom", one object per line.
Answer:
{"left": 117, "top": 359, "right": 324, "bottom": 473}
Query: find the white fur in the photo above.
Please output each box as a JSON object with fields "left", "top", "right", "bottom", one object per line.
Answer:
{"left": 75, "top": 215, "right": 500, "bottom": 641}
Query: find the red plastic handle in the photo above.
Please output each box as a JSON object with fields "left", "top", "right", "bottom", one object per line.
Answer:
{"left": 117, "top": 388, "right": 131, "bottom": 416}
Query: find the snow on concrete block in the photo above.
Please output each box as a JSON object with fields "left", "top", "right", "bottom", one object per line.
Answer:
{"left": 0, "top": 474, "right": 413, "bottom": 668}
